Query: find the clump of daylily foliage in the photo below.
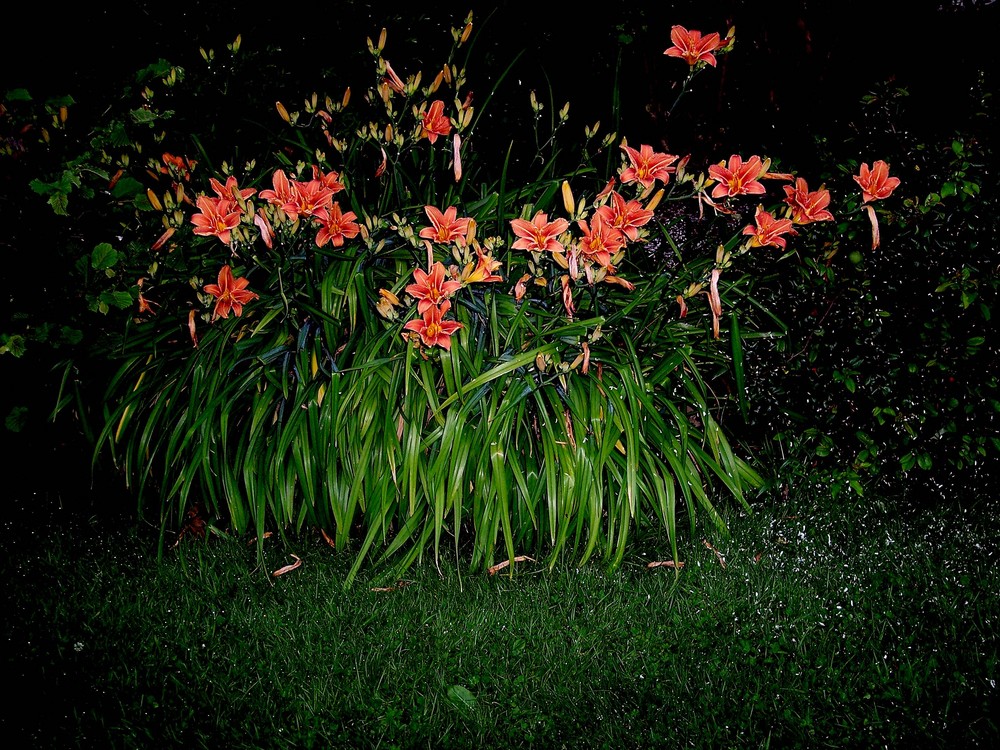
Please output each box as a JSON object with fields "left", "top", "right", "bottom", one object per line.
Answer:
{"left": 26, "top": 15, "right": 899, "bottom": 583}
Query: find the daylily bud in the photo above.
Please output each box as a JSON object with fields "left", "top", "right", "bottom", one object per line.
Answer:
{"left": 460, "top": 22, "right": 473, "bottom": 45}
{"left": 275, "top": 101, "right": 290, "bottom": 123}
{"left": 151, "top": 227, "right": 175, "bottom": 251}
{"left": 561, "top": 181, "right": 575, "bottom": 216}
{"left": 146, "top": 188, "right": 163, "bottom": 212}
{"left": 430, "top": 69, "right": 444, "bottom": 94}
{"left": 645, "top": 189, "right": 665, "bottom": 213}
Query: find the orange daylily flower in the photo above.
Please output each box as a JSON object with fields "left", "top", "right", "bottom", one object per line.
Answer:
{"left": 418, "top": 205, "right": 472, "bottom": 246}
{"left": 510, "top": 211, "right": 571, "bottom": 254}
{"left": 742, "top": 204, "right": 798, "bottom": 249}
{"left": 619, "top": 143, "right": 679, "bottom": 190}
{"left": 403, "top": 299, "right": 463, "bottom": 350}
{"left": 284, "top": 178, "right": 335, "bottom": 223}
{"left": 595, "top": 191, "right": 654, "bottom": 242}
{"left": 405, "top": 261, "right": 463, "bottom": 314}
{"left": 209, "top": 175, "right": 256, "bottom": 202}
{"left": 853, "top": 160, "right": 901, "bottom": 203}
{"left": 310, "top": 165, "right": 346, "bottom": 194}
{"left": 258, "top": 169, "right": 296, "bottom": 209}
{"left": 461, "top": 246, "right": 503, "bottom": 284}
{"left": 203, "top": 265, "right": 259, "bottom": 320}
{"left": 708, "top": 154, "right": 768, "bottom": 199}
{"left": 663, "top": 25, "right": 724, "bottom": 67}
{"left": 419, "top": 100, "right": 452, "bottom": 144}
{"left": 783, "top": 177, "right": 834, "bottom": 224}
{"left": 576, "top": 213, "right": 626, "bottom": 270}
{"left": 315, "top": 202, "right": 361, "bottom": 248}
{"left": 854, "top": 161, "right": 900, "bottom": 250}
{"left": 191, "top": 195, "right": 242, "bottom": 245}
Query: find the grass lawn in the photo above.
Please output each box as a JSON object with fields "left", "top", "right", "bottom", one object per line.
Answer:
{"left": 3, "top": 487, "right": 998, "bottom": 749}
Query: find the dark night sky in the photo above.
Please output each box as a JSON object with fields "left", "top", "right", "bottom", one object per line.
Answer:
{"left": 4, "top": 1, "right": 996, "bottom": 154}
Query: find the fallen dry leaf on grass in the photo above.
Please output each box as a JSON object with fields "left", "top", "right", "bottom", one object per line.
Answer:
{"left": 487, "top": 555, "right": 535, "bottom": 575}
{"left": 320, "top": 528, "right": 335, "bottom": 548}
{"left": 370, "top": 580, "right": 414, "bottom": 593}
{"left": 647, "top": 560, "right": 685, "bottom": 569}
{"left": 272, "top": 554, "right": 302, "bottom": 577}
{"left": 702, "top": 539, "right": 727, "bottom": 569}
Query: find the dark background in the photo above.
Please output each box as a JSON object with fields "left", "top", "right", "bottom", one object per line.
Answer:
{"left": 3, "top": 0, "right": 997, "bottom": 169}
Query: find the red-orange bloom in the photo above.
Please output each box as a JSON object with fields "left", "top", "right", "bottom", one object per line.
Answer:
{"left": 576, "top": 213, "right": 626, "bottom": 269}
{"left": 311, "top": 165, "right": 346, "bottom": 194}
{"left": 595, "top": 191, "right": 654, "bottom": 242}
{"left": 418, "top": 205, "right": 471, "bottom": 246}
{"left": 403, "top": 299, "right": 463, "bottom": 349}
{"left": 258, "top": 169, "right": 296, "bottom": 208}
{"left": 315, "top": 202, "right": 361, "bottom": 248}
{"left": 663, "top": 25, "right": 723, "bottom": 67}
{"left": 619, "top": 143, "right": 679, "bottom": 190}
{"left": 284, "top": 178, "right": 335, "bottom": 222}
{"left": 209, "top": 175, "right": 256, "bottom": 202}
{"left": 708, "top": 154, "right": 768, "bottom": 199}
{"left": 203, "top": 265, "right": 260, "bottom": 320}
{"left": 510, "top": 211, "right": 571, "bottom": 253}
{"left": 783, "top": 177, "right": 834, "bottom": 224}
{"left": 461, "top": 247, "right": 503, "bottom": 284}
{"left": 420, "top": 100, "right": 452, "bottom": 144}
{"left": 405, "top": 261, "right": 463, "bottom": 314}
{"left": 191, "top": 195, "right": 241, "bottom": 245}
{"left": 742, "top": 205, "right": 798, "bottom": 249}
{"left": 853, "top": 160, "right": 901, "bottom": 203}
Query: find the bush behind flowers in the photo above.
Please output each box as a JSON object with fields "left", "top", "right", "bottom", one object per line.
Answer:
{"left": 6, "top": 13, "right": 905, "bottom": 582}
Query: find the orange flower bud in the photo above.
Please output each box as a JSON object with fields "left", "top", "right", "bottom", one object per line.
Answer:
{"left": 275, "top": 101, "right": 290, "bottom": 123}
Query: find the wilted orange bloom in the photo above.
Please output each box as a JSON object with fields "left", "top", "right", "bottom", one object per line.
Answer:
{"left": 190, "top": 195, "right": 241, "bottom": 245}
{"left": 405, "top": 261, "right": 463, "bottom": 314}
{"left": 708, "top": 154, "right": 768, "bottom": 199}
{"left": 203, "top": 265, "right": 259, "bottom": 320}
{"left": 783, "top": 177, "right": 834, "bottom": 224}
{"left": 376, "top": 288, "right": 401, "bottom": 320}
{"left": 854, "top": 160, "right": 900, "bottom": 203}
{"left": 510, "top": 211, "right": 570, "bottom": 254}
{"left": 561, "top": 275, "right": 575, "bottom": 318}
{"left": 663, "top": 25, "right": 723, "bottom": 67}
{"left": 576, "top": 213, "right": 625, "bottom": 269}
{"left": 420, "top": 100, "right": 452, "bottom": 144}
{"left": 418, "top": 205, "right": 471, "bottom": 246}
{"left": 254, "top": 208, "right": 275, "bottom": 249}
{"left": 595, "top": 191, "right": 654, "bottom": 242}
{"left": 375, "top": 147, "right": 388, "bottom": 178}
{"left": 402, "top": 299, "right": 463, "bottom": 349}
{"left": 160, "top": 152, "right": 196, "bottom": 182}
{"left": 315, "top": 202, "right": 361, "bottom": 248}
{"left": 383, "top": 61, "right": 406, "bottom": 94}
{"left": 742, "top": 204, "right": 798, "bottom": 249}
{"left": 619, "top": 143, "right": 679, "bottom": 190}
